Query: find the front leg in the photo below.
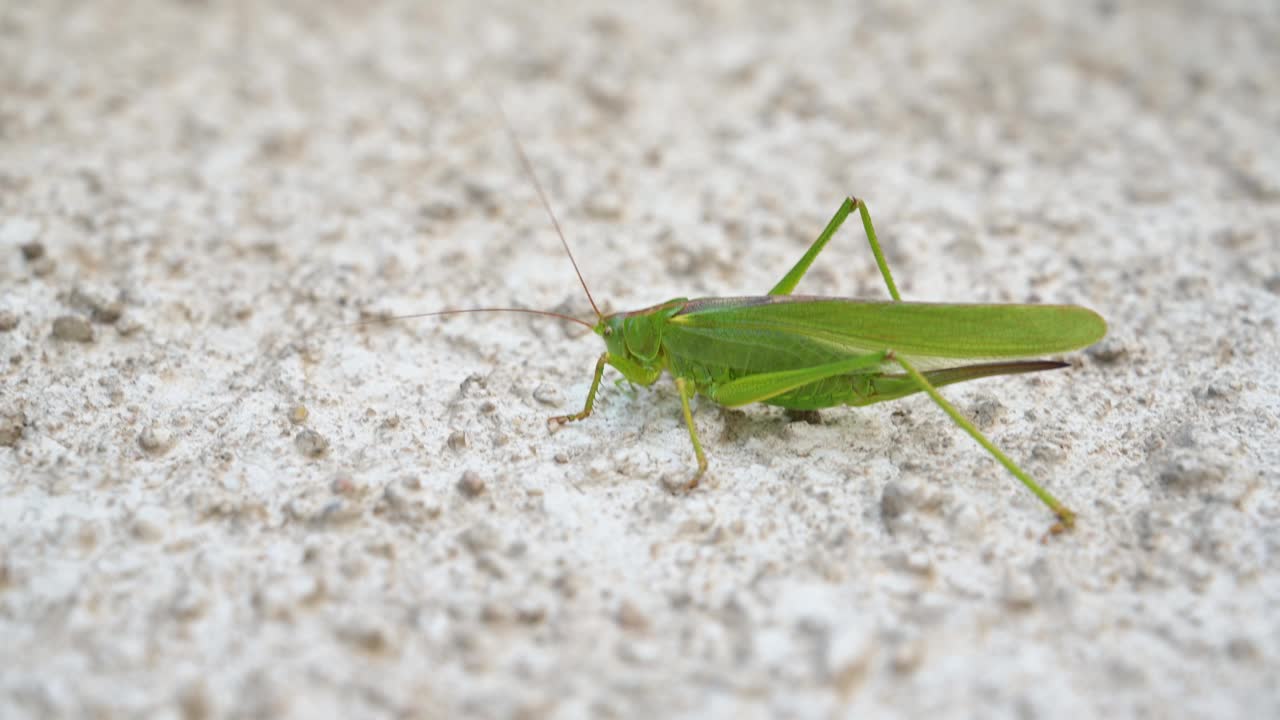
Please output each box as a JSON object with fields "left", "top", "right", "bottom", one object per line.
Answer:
{"left": 549, "top": 352, "right": 661, "bottom": 427}
{"left": 549, "top": 353, "right": 609, "bottom": 426}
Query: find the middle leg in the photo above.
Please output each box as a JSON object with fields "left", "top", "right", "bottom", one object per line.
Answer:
{"left": 673, "top": 376, "right": 709, "bottom": 491}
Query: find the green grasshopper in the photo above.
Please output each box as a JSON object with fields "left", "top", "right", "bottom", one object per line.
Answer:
{"left": 393, "top": 122, "right": 1106, "bottom": 531}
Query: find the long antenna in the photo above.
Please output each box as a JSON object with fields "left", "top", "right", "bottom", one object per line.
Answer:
{"left": 491, "top": 96, "right": 603, "bottom": 320}
{"left": 342, "top": 307, "right": 594, "bottom": 331}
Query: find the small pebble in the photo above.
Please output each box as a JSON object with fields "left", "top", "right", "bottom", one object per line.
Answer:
{"left": 289, "top": 405, "right": 309, "bottom": 424}
{"left": 0, "top": 311, "right": 16, "bottom": 332}
{"left": 338, "top": 621, "right": 391, "bottom": 654}
{"left": 969, "top": 398, "right": 1006, "bottom": 430}
{"left": 1003, "top": 572, "right": 1038, "bottom": 610}
{"left": 0, "top": 557, "right": 12, "bottom": 589}
{"left": 661, "top": 474, "right": 693, "bottom": 494}
{"left": 583, "top": 188, "right": 624, "bottom": 220}
{"left": 457, "top": 470, "right": 486, "bottom": 498}
{"left": 784, "top": 409, "right": 823, "bottom": 424}
{"left": 1086, "top": 338, "right": 1129, "bottom": 364}
{"left": 91, "top": 301, "right": 123, "bottom": 324}
{"left": 1158, "top": 458, "right": 1225, "bottom": 492}
{"left": 138, "top": 425, "right": 174, "bottom": 454}
{"left": 880, "top": 481, "right": 917, "bottom": 523}
{"left": 64, "top": 285, "right": 123, "bottom": 325}
{"left": 68, "top": 287, "right": 109, "bottom": 316}
{"left": 1030, "top": 442, "right": 1066, "bottom": 464}
{"left": 0, "top": 412, "right": 26, "bottom": 447}
{"left": 1226, "top": 637, "right": 1262, "bottom": 663}
{"left": 51, "top": 315, "right": 94, "bottom": 342}
{"left": 458, "top": 373, "right": 486, "bottom": 396}
{"left": 616, "top": 601, "right": 649, "bottom": 631}
{"left": 891, "top": 639, "right": 926, "bottom": 674}
{"left": 419, "top": 200, "right": 458, "bottom": 221}
{"left": 294, "top": 429, "right": 329, "bottom": 457}
{"left": 903, "top": 551, "right": 934, "bottom": 575}
{"left": 31, "top": 257, "right": 56, "bottom": 276}
{"left": 515, "top": 600, "right": 546, "bottom": 625}
{"left": 19, "top": 241, "right": 44, "bottom": 260}
{"left": 131, "top": 506, "right": 169, "bottom": 541}
{"left": 447, "top": 430, "right": 469, "bottom": 451}
{"left": 178, "top": 681, "right": 212, "bottom": 720}
{"left": 458, "top": 521, "right": 499, "bottom": 553}
{"left": 115, "top": 316, "right": 143, "bottom": 336}
{"left": 616, "top": 639, "right": 660, "bottom": 666}
{"left": 480, "top": 603, "right": 510, "bottom": 624}
{"left": 532, "top": 383, "right": 563, "bottom": 406}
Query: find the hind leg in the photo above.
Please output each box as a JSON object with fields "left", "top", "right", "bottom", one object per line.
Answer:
{"left": 768, "top": 197, "right": 903, "bottom": 301}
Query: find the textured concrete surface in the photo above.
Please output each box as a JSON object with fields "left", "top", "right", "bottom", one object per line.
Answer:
{"left": 2, "top": 1, "right": 1278, "bottom": 718}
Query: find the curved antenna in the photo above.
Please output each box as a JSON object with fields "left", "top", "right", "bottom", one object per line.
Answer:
{"left": 341, "top": 307, "right": 594, "bottom": 331}
{"left": 491, "top": 96, "right": 603, "bottom": 321}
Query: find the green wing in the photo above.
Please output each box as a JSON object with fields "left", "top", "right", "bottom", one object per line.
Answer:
{"left": 663, "top": 295, "right": 1106, "bottom": 373}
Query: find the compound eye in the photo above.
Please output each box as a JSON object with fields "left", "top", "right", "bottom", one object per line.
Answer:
{"left": 603, "top": 326, "right": 613, "bottom": 336}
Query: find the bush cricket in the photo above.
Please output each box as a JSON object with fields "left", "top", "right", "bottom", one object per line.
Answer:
{"left": 376, "top": 114, "right": 1106, "bottom": 531}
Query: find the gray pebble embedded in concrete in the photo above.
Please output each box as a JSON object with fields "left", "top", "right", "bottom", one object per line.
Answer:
{"left": 0, "top": 311, "right": 17, "bottom": 332}
{"left": 91, "top": 302, "right": 123, "bottom": 325}
{"left": 533, "top": 383, "right": 564, "bottom": 406}
{"left": 457, "top": 470, "right": 486, "bottom": 498}
{"left": 19, "top": 241, "right": 45, "bottom": 260}
{"left": 583, "top": 188, "right": 624, "bottom": 220}
{"left": 784, "top": 408, "right": 823, "bottom": 424}
{"left": 51, "top": 315, "right": 94, "bottom": 342}
{"left": 1086, "top": 337, "right": 1131, "bottom": 364}
{"left": 336, "top": 620, "right": 391, "bottom": 654}
{"left": 115, "top": 316, "right": 143, "bottom": 336}
{"left": 616, "top": 601, "right": 649, "bottom": 632}
{"left": 891, "top": 639, "right": 926, "bottom": 675}
{"left": 131, "top": 506, "right": 169, "bottom": 541}
{"left": 138, "top": 425, "right": 174, "bottom": 454}
{"left": 880, "top": 482, "right": 917, "bottom": 523}
{"left": 458, "top": 522, "right": 499, "bottom": 554}
{"left": 969, "top": 398, "right": 1006, "bottom": 430}
{"left": 66, "top": 287, "right": 125, "bottom": 325}
{"left": 0, "top": 412, "right": 26, "bottom": 447}
{"left": 30, "top": 257, "right": 56, "bottom": 276}
{"left": 294, "top": 429, "right": 329, "bottom": 458}
{"left": 1158, "top": 459, "right": 1226, "bottom": 492}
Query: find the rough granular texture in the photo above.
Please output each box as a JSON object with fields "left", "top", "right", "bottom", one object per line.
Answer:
{"left": 2, "top": 2, "right": 1277, "bottom": 718}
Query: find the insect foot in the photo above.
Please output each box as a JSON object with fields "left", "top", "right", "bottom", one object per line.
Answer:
{"left": 547, "top": 415, "right": 571, "bottom": 432}
{"left": 662, "top": 466, "right": 708, "bottom": 495}
{"left": 662, "top": 474, "right": 695, "bottom": 494}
